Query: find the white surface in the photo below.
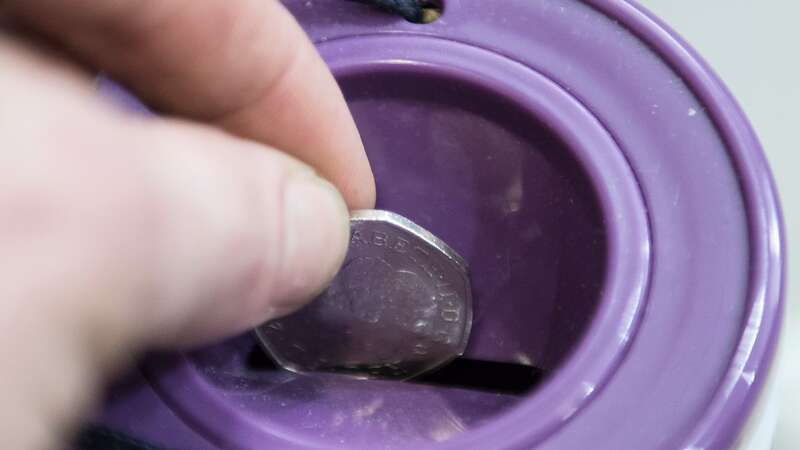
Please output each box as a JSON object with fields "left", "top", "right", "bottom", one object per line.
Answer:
{"left": 633, "top": 1, "right": 799, "bottom": 449}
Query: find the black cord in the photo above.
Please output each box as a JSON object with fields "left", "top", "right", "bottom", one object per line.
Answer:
{"left": 350, "top": 0, "right": 440, "bottom": 23}
{"left": 75, "top": 424, "right": 173, "bottom": 450}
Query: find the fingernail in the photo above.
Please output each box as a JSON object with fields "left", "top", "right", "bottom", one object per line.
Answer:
{"left": 277, "top": 173, "right": 349, "bottom": 308}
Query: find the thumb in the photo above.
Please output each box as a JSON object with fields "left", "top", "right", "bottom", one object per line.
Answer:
{"left": 118, "top": 118, "right": 351, "bottom": 347}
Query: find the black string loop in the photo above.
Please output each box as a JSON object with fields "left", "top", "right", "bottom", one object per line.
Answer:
{"left": 351, "top": 0, "right": 442, "bottom": 23}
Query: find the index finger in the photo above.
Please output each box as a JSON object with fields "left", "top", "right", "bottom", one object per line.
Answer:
{"left": 4, "top": 0, "right": 375, "bottom": 209}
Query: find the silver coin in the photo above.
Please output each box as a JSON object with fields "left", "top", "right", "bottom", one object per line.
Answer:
{"left": 254, "top": 210, "right": 472, "bottom": 380}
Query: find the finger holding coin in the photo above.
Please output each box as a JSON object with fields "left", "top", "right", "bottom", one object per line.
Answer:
{"left": 255, "top": 210, "right": 472, "bottom": 380}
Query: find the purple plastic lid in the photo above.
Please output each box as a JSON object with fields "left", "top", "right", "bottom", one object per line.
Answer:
{"left": 96, "top": 1, "right": 785, "bottom": 449}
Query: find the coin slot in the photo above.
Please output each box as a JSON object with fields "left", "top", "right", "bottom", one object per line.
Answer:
{"left": 245, "top": 342, "right": 279, "bottom": 371}
{"left": 414, "top": 358, "right": 543, "bottom": 395}
{"left": 243, "top": 341, "right": 541, "bottom": 396}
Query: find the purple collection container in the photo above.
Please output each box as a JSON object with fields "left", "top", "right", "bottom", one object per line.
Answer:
{"left": 97, "top": 1, "right": 785, "bottom": 449}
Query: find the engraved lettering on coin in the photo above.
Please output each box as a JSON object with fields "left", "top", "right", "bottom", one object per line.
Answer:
{"left": 254, "top": 210, "right": 472, "bottom": 380}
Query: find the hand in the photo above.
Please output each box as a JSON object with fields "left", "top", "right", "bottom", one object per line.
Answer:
{"left": 0, "top": 1, "right": 375, "bottom": 448}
